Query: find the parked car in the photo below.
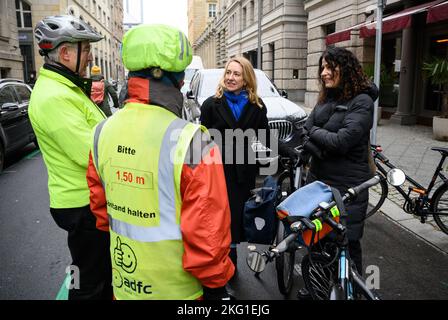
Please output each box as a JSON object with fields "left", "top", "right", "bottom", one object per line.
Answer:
{"left": 180, "top": 55, "right": 204, "bottom": 95}
{"left": 183, "top": 68, "right": 307, "bottom": 147}
{"left": 0, "top": 79, "right": 37, "bottom": 171}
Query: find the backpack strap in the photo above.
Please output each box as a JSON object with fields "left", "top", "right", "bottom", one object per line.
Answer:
{"left": 330, "top": 187, "right": 346, "bottom": 218}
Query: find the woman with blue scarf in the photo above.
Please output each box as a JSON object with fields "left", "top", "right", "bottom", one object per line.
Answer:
{"left": 200, "top": 57, "right": 270, "bottom": 275}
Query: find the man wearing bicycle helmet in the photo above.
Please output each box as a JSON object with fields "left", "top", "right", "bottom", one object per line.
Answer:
{"left": 86, "top": 24, "right": 234, "bottom": 300}
{"left": 29, "top": 15, "right": 112, "bottom": 300}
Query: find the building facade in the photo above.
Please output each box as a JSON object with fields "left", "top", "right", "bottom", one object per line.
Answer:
{"left": 194, "top": 0, "right": 227, "bottom": 68}
{"left": 192, "top": 0, "right": 448, "bottom": 125}
{"left": 4, "top": 0, "right": 124, "bottom": 83}
{"left": 193, "top": 0, "right": 308, "bottom": 101}
{"left": 305, "top": 0, "right": 448, "bottom": 125}
{"left": 188, "top": 0, "right": 220, "bottom": 46}
{"left": 0, "top": 0, "right": 24, "bottom": 79}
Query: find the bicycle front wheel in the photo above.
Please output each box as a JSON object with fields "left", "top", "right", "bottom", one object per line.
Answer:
{"left": 431, "top": 183, "right": 448, "bottom": 235}
{"left": 275, "top": 220, "right": 295, "bottom": 295}
{"left": 366, "top": 173, "right": 388, "bottom": 218}
{"left": 301, "top": 252, "right": 337, "bottom": 300}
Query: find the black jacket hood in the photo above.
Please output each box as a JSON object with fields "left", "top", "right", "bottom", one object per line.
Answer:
{"left": 363, "top": 82, "right": 379, "bottom": 103}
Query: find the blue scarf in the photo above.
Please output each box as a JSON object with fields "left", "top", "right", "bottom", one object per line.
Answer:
{"left": 223, "top": 90, "right": 249, "bottom": 121}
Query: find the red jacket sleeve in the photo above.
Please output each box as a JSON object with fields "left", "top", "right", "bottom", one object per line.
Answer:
{"left": 86, "top": 152, "right": 109, "bottom": 232}
{"left": 180, "top": 144, "right": 235, "bottom": 288}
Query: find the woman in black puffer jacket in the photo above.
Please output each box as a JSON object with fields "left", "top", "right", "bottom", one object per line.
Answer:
{"left": 302, "top": 47, "right": 378, "bottom": 278}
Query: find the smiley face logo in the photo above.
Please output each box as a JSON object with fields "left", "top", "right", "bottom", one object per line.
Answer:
{"left": 114, "top": 236, "right": 137, "bottom": 273}
{"left": 112, "top": 268, "right": 123, "bottom": 288}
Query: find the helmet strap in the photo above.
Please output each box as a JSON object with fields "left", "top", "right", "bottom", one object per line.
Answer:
{"left": 39, "top": 49, "right": 49, "bottom": 57}
{"left": 75, "top": 42, "right": 82, "bottom": 75}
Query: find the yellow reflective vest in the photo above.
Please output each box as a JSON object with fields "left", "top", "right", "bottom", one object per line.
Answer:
{"left": 92, "top": 103, "right": 203, "bottom": 299}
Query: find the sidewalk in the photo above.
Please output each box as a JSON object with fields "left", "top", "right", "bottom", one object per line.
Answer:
{"left": 295, "top": 102, "right": 448, "bottom": 254}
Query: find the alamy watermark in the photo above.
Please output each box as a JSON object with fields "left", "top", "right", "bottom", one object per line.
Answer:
{"left": 169, "top": 128, "right": 280, "bottom": 175}
{"left": 65, "top": 265, "right": 80, "bottom": 290}
{"left": 365, "top": 264, "right": 380, "bottom": 290}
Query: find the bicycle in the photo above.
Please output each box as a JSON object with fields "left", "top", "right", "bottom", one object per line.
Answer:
{"left": 367, "top": 144, "right": 448, "bottom": 235}
{"left": 272, "top": 149, "right": 308, "bottom": 295}
{"left": 247, "top": 175, "right": 384, "bottom": 300}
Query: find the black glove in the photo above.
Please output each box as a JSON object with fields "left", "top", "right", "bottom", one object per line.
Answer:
{"left": 302, "top": 136, "right": 324, "bottom": 160}
{"left": 278, "top": 144, "right": 300, "bottom": 161}
{"left": 203, "top": 286, "right": 232, "bottom": 300}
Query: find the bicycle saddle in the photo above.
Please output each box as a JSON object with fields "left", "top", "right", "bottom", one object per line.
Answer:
{"left": 431, "top": 147, "right": 448, "bottom": 155}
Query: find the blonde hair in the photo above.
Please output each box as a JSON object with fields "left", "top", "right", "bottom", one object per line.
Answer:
{"left": 215, "top": 56, "right": 262, "bottom": 108}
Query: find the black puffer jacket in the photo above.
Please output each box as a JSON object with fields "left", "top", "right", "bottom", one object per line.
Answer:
{"left": 305, "top": 84, "right": 378, "bottom": 188}
{"left": 304, "top": 84, "right": 378, "bottom": 241}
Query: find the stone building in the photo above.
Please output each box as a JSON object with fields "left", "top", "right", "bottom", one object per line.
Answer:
{"left": 188, "top": 0, "right": 220, "bottom": 47}
{"left": 0, "top": 0, "right": 25, "bottom": 79}
{"left": 305, "top": 0, "right": 448, "bottom": 125}
{"left": 193, "top": 0, "right": 308, "bottom": 102}
{"left": 193, "top": 0, "right": 225, "bottom": 68}
{"left": 3, "top": 0, "right": 124, "bottom": 83}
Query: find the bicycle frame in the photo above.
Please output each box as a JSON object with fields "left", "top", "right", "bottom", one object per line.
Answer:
{"left": 373, "top": 146, "right": 448, "bottom": 215}
{"left": 329, "top": 243, "right": 380, "bottom": 300}
{"left": 279, "top": 157, "right": 302, "bottom": 190}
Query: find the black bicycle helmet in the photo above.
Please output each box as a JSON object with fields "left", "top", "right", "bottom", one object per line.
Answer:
{"left": 35, "top": 15, "right": 103, "bottom": 56}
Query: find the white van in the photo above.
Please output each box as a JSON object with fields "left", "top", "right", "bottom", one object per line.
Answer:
{"left": 181, "top": 55, "right": 204, "bottom": 94}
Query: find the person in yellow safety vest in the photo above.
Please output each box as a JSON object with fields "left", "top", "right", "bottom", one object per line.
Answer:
{"left": 90, "top": 65, "right": 119, "bottom": 117}
{"left": 86, "top": 24, "right": 235, "bottom": 300}
{"left": 29, "top": 15, "right": 112, "bottom": 300}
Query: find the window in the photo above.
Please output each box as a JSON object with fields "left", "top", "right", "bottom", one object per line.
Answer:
{"left": 208, "top": 3, "right": 217, "bottom": 18}
{"left": 1, "top": 68, "right": 10, "bottom": 79}
{"left": 15, "top": 0, "right": 32, "bottom": 28}
{"left": 249, "top": 1, "right": 254, "bottom": 25}
{"left": 242, "top": 7, "right": 247, "bottom": 29}
{"left": 0, "top": 0, "right": 7, "bottom": 36}
{"left": 14, "top": 85, "right": 31, "bottom": 103}
{"left": 0, "top": 86, "right": 18, "bottom": 105}
{"left": 325, "top": 23, "right": 336, "bottom": 35}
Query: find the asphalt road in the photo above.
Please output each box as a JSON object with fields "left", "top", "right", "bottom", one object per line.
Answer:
{"left": 0, "top": 145, "right": 70, "bottom": 299}
{"left": 1, "top": 149, "right": 448, "bottom": 300}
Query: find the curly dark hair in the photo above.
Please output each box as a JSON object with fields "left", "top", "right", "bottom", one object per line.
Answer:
{"left": 317, "top": 47, "right": 371, "bottom": 104}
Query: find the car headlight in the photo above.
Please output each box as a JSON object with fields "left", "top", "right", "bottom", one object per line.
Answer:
{"left": 293, "top": 116, "right": 307, "bottom": 130}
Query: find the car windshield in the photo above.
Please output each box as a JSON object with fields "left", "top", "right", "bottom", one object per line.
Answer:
{"left": 184, "top": 69, "right": 198, "bottom": 82}
{"left": 198, "top": 70, "right": 281, "bottom": 98}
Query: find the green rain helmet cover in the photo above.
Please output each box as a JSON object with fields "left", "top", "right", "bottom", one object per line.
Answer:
{"left": 122, "top": 24, "right": 192, "bottom": 72}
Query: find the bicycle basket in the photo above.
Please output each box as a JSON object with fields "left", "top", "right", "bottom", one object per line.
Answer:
{"left": 243, "top": 175, "right": 279, "bottom": 245}
{"left": 276, "top": 181, "right": 340, "bottom": 246}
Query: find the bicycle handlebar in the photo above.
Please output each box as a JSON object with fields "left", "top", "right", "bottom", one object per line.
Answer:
{"left": 268, "top": 175, "right": 381, "bottom": 255}
{"left": 371, "top": 145, "right": 389, "bottom": 163}
{"left": 348, "top": 175, "right": 381, "bottom": 198}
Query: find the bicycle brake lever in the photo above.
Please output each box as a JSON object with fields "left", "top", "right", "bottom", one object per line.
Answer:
{"left": 324, "top": 216, "right": 345, "bottom": 233}
{"left": 301, "top": 218, "right": 317, "bottom": 231}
